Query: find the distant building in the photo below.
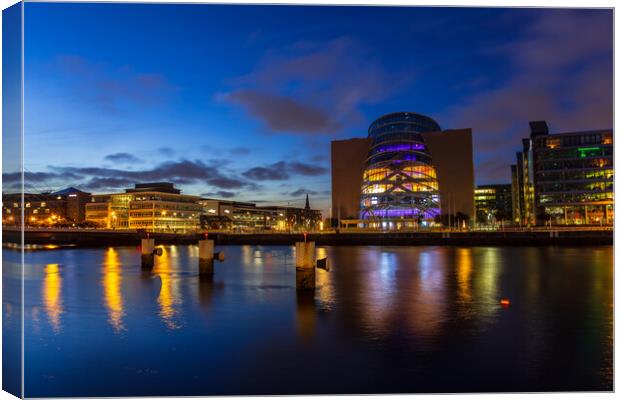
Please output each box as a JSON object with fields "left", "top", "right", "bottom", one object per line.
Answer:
{"left": 85, "top": 182, "right": 202, "bottom": 232}
{"left": 199, "top": 193, "right": 322, "bottom": 231}
{"left": 474, "top": 184, "right": 512, "bottom": 225}
{"left": 512, "top": 121, "right": 613, "bottom": 225}
{"left": 331, "top": 112, "right": 474, "bottom": 229}
{"left": 2, "top": 187, "right": 91, "bottom": 226}
{"left": 54, "top": 187, "right": 92, "bottom": 223}
{"left": 198, "top": 198, "right": 278, "bottom": 231}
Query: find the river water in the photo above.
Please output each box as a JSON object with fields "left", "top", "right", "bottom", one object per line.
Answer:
{"left": 2, "top": 245, "right": 613, "bottom": 396}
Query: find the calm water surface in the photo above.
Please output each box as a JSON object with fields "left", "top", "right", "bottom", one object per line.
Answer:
{"left": 3, "top": 245, "right": 613, "bottom": 396}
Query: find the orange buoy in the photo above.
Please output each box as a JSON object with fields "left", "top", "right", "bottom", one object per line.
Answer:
{"left": 500, "top": 297, "right": 511, "bottom": 308}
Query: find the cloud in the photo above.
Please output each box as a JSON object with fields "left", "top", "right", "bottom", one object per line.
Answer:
{"left": 202, "top": 190, "right": 236, "bottom": 199}
{"left": 2, "top": 171, "right": 85, "bottom": 192}
{"left": 287, "top": 162, "right": 328, "bottom": 176}
{"left": 43, "top": 159, "right": 253, "bottom": 191}
{"left": 224, "top": 90, "right": 339, "bottom": 134}
{"left": 104, "top": 152, "right": 143, "bottom": 164}
{"left": 207, "top": 176, "right": 247, "bottom": 189}
{"left": 242, "top": 161, "right": 328, "bottom": 181}
{"left": 220, "top": 37, "right": 395, "bottom": 135}
{"left": 229, "top": 147, "right": 251, "bottom": 156}
{"left": 4, "top": 171, "right": 62, "bottom": 184}
{"left": 442, "top": 10, "right": 612, "bottom": 183}
{"left": 288, "top": 188, "right": 318, "bottom": 197}
{"left": 54, "top": 54, "right": 178, "bottom": 113}
{"left": 81, "top": 177, "right": 136, "bottom": 191}
{"left": 243, "top": 161, "right": 290, "bottom": 181}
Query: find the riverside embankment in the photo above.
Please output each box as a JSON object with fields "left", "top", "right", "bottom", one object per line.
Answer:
{"left": 2, "top": 227, "right": 612, "bottom": 248}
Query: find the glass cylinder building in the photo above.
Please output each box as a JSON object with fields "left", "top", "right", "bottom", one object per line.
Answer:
{"left": 360, "top": 112, "right": 441, "bottom": 221}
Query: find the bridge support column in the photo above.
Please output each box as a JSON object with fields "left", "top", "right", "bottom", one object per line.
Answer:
{"left": 199, "top": 239, "right": 214, "bottom": 275}
{"left": 296, "top": 241, "right": 315, "bottom": 290}
{"left": 141, "top": 238, "right": 155, "bottom": 269}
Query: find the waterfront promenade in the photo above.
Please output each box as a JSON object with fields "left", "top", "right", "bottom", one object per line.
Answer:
{"left": 3, "top": 226, "right": 613, "bottom": 247}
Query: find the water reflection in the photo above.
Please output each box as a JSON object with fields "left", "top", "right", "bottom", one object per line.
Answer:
{"left": 456, "top": 248, "right": 473, "bottom": 319}
{"left": 42, "top": 263, "right": 63, "bottom": 333}
{"left": 197, "top": 274, "right": 217, "bottom": 311}
{"left": 102, "top": 248, "right": 125, "bottom": 332}
{"left": 20, "top": 245, "right": 612, "bottom": 395}
{"left": 474, "top": 248, "right": 501, "bottom": 320}
{"left": 296, "top": 291, "right": 316, "bottom": 340}
{"left": 315, "top": 247, "right": 334, "bottom": 308}
{"left": 406, "top": 249, "right": 447, "bottom": 341}
{"left": 153, "top": 246, "right": 183, "bottom": 330}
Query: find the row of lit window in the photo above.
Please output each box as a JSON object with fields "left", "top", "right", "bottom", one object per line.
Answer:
{"left": 544, "top": 133, "right": 612, "bottom": 148}
{"left": 538, "top": 158, "right": 612, "bottom": 170}
{"left": 9, "top": 201, "right": 51, "bottom": 208}
{"left": 539, "top": 181, "right": 613, "bottom": 192}
{"left": 538, "top": 147, "right": 612, "bottom": 159}
{"left": 128, "top": 211, "right": 198, "bottom": 218}
{"left": 362, "top": 181, "right": 438, "bottom": 194}
{"left": 363, "top": 166, "right": 437, "bottom": 182}
{"left": 539, "top": 192, "right": 614, "bottom": 203}
{"left": 129, "top": 202, "right": 202, "bottom": 211}
{"left": 537, "top": 169, "right": 613, "bottom": 181}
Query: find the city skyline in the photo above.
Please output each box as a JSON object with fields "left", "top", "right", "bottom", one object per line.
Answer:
{"left": 10, "top": 4, "right": 613, "bottom": 214}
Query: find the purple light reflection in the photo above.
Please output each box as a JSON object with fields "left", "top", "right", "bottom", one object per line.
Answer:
{"left": 377, "top": 144, "right": 425, "bottom": 153}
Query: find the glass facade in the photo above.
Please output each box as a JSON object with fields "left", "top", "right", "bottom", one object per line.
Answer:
{"left": 360, "top": 112, "right": 441, "bottom": 220}
{"left": 532, "top": 130, "right": 613, "bottom": 225}
{"left": 474, "top": 184, "right": 513, "bottom": 225}
{"left": 514, "top": 122, "right": 613, "bottom": 226}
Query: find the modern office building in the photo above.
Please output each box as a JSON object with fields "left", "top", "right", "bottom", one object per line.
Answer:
{"left": 512, "top": 121, "right": 613, "bottom": 225}
{"left": 474, "top": 184, "right": 513, "bottom": 225}
{"left": 85, "top": 182, "right": 202, "bottom": 232}
{"left": 2, "top": 187, "right": 91, "bottom": 226}
{"left": 331, "top": 112, "right": 475, "bottom": 228}
{"left": 199, "top": 194, "right": 322, "bottom": 231}
{"left": 199, "top": 198, "right": 280, "bottom": 230}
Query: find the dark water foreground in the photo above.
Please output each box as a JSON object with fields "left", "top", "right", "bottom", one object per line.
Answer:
{"left": 3, "top": 245, "right": 613, "bottom": 396}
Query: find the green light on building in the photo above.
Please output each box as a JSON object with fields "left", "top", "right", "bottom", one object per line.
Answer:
{"left": 578, "top": 147, "right": 601, "bottom": 158}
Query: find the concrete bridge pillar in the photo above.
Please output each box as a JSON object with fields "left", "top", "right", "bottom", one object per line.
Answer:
{"left": 199, "top": 239, "right": 215, "bottom": 275}
{"left": 296, "top": 241, "right": 316, "bottom": 290}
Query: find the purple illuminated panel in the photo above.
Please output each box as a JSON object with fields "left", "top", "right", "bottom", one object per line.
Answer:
{"left": 366, "top": 207, "right": 440, "bottom": 219}
{"left": 376, "top": 143, "right": 425, "bottom": 153}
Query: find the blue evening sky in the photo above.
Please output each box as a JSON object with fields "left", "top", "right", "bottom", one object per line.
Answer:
{"left": 21, "top": 3, "right": 613, "bottom": 213}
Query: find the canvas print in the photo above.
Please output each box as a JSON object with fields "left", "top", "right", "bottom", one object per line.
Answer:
{"left": 1, "top": 1, "right": 614, "bottom": 397}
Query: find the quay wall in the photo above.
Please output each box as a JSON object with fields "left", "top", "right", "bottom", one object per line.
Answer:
{"left": 3, "top": 228, "right": 613, "bottom": 248}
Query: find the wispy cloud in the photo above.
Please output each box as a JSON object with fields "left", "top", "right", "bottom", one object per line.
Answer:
{"left": 201, "top": 190, "right": 236, "bottom": 199}
{"left": 242, "top": 161, "right": 328, "bottom": 181}
{"left": 219, "top": 37, "right": 397, "bottom": 136}
{"left": 10, "top": 157, "right": 326, "bottom": 195}
{"left": 43, "top": 159, "right": 254, "bottom": 192}
{"left": 54, "top": 54, "right": 178, "bottom": 113}
{"left": 104, "top": 152, "right": 143, "bottom": 164}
